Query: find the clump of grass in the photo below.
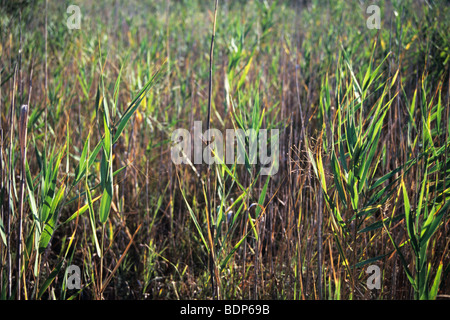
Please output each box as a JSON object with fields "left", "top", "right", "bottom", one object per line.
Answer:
{"left": 0, "top": 0, "right": 449, "bottom": 300}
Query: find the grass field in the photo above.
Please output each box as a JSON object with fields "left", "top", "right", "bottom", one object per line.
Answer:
{"left": 0, "top": 0, "right": 449, "bottom": 300}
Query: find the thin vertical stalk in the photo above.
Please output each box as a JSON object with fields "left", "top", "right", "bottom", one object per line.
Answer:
{"left": 7, "top": 66, "right": 17, "bottom": 299}
{"left": 317, "top": 187, "right": 323, "bottom": 299}
{"left": 18, "top": 11, "right": 23, "bottom": 105}
{"left": 27, "top": 60, "right": 33, "bottom": 108}
{"left": 0, "top": 45, "right": 3, "bottom": 297}
{"left": 17, "top": 104, "right": 28, "bottom": 300}
{"left": 44, "top": 0, "right": 48, "bottom": 145}
{"left": 206, "top": 0, "right": 220, "bottom": 300}
{"left": 99, "top": 224, "right": 105, "bottom": 300}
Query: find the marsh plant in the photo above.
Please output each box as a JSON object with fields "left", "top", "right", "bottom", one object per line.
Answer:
{"left": 0, "top": 0, "right": 449, "bottom": 300}
{"left": 170, "top": 123, "right": 279, "bottom": 175}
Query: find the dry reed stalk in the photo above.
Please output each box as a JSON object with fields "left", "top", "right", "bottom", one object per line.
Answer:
{"left": 16, "top": 104, "right": 28, "bottom": 300}
{"left": 44, "top": 0, "right": 48, "bottom": 144}
{"left": 0, "top": 44, "right": 3, "bottom": 299}
{"left": 7, "top": 66, "right": 17, "bottom": 299}
{"left": 206, "top": 0, "right": 220, "bottom": 300}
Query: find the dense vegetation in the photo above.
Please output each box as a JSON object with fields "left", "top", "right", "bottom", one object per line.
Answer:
{"left": 0, "top": 0, "right": 449, "bottom": 300}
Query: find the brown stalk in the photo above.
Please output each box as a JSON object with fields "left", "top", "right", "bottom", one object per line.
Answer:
{"left": 16, "top": 104, "right": 28, "bottom": 300}
{"left": 205, "top": 0, "right": 220, "bottom": 300}
{"left": 44, "top": 0, "right": 48, "bottom": 144}
{"left": 0, "top": 42, "right": 3, "bottom": 299}
{"left": 7, "top": 66, "right": 17, "bottom": 299}
{"left": 99, "top": 223, "right": 142, "bottom": 297}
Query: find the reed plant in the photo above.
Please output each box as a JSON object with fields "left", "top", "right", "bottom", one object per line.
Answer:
{"left": 0, "top": 0, "right": 448, "bottom": 300}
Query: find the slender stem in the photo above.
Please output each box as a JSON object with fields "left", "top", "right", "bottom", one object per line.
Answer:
{"left": 206, "top": 0, "right": 220, "bottom": 300}
{"left": 317, "top": 187, "right": 323, "bottom": 299}
{"left": 100, "top": 223, "right": 105, "bottom": 299}
{"left": 44, "top": 0, "right": 48, "bottom": 145}
{"left": 18, "top": 11, "right": 23, "bottom": 105}
{"left": 17, "top": 104, "right": 28, "bottom": 300}
{"left": 7, "top": 66, "right": 17, "bottom": 299}
{"left": 0, "top": 40, "right": 3, "bottom": 298}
